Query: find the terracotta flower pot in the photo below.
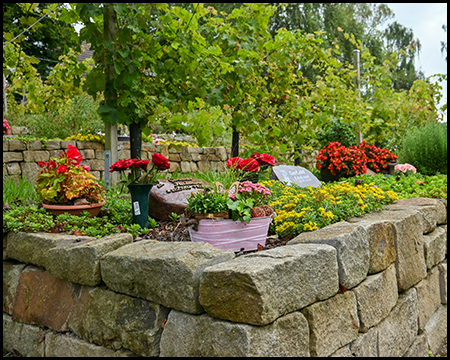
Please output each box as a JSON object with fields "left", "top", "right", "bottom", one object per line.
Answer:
{"left": 189, "top": 215, "right": 273, "bottom": 252}
{"left": 42, "top": 200, "right": 106, "bottom": 217}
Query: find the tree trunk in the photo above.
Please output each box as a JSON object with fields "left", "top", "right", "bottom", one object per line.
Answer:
{"left": 232, "top": 129, "right": 239, "bottom": 158}
{"left": 129, "top": 122, "right": 142, "bottom": 159}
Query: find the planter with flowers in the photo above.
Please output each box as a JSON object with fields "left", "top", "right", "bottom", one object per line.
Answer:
{"left": 185, "top": 181, "right": 275, "bottom": 252}
{"left": 316, "top": 142, "right": 367, "bottom": 182}
{"left": 36, "top": 145, "right": 106, "bottom": 217}
{"left": 3, "top": 119, "right": 11, "bottom": 136}
{"left": 226, "top": 152, "right": 276, "bottom": 182}
{"left": 109, "top": 153, "right": 170, "bottom": 229}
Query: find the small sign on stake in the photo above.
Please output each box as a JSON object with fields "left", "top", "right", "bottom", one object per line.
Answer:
{"left": 270, "top": 165, "right": 322, "bottom": 188}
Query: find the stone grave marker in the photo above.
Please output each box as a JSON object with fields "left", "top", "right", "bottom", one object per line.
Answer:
{"left": 148, "top": 178, "right": 210, "bottom": 220}
{"left": 270, "top": 165, "right": 322, "bottom": 188}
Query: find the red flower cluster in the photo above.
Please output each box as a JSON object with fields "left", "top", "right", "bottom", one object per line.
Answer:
{"left": 38, "top": 145, "right": 90, "bottom": 173}
{"left": 250, "top": 152, "right": 276, "bottom": 166}
{"left": 316, "top": 142, "right": 367, "bottom": 176}
{"left": 109, "top": 153, "right": 170, "bottom": 185}
{"left": 316, "top": 141, "right": 398, "bottom": 176}
{"left": 358, "top": 141, "right": 397, "bottom": 173}
{"left": 227, "top": 157, "right": 260, "bottom": 172}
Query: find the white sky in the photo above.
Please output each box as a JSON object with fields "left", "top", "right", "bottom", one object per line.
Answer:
{"left": 381, "top": 3, "right": 447, "bottom": 122}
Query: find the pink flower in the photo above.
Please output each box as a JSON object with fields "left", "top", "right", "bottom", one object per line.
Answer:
{"left": 82, "top": 165, "right": 91, "bottom": 171}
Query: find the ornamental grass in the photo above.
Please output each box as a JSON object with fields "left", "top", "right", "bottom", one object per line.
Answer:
{"left": 260, "top": 179, "right": 399, "bottom": 240}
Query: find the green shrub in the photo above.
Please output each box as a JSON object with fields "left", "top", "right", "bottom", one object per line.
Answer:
{"left": 397, "top": 122, "right": 447, "bottom": 175}
{"left": 316, "top": 118, "right": 357, "bottom": 148}
{"left": 24, "top": 92, "right": 104, "bottom": 139}
{"left": 3, "top": 176, "right": 39, "bottom": 206}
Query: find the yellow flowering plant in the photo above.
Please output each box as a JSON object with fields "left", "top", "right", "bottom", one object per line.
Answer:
{"left": 261, "top": 179, "right": 398, "bottom": 240}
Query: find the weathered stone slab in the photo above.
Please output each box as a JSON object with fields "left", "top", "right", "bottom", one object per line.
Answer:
{"left": 424, "top": 304, "right": 447, "bottom": 356}
{"left": 349, "top": 209, "right": 427, "bottom": 291}
{"left": 270, "top": 165, "right": 322, "bottom": 187}
{"left": 68, "top": 286, "right": 169, "bottom": 357}
{"left": 45, "top": 233, "right": 133, "bottom": 286}
{"left": 3, "top": 313, "right": 46, "bottom": 357}
{"left": 415, "top": 266, "right": 441, "bottom": 331}
{"left": 376, "top": 287, "right": 419, "bottom": 357}
{"left": 3, "top": 261, "right": 27, "bottom": 314}
{"left": 159, "top": 310, "right": 310, "bottom": 357}
{"left": 12, "top": 265, "right": 78, "bottom": 331}
{"left": 423, "top": 227, "right": 446, "bottom": 269}
{"left": 438, "top": 262, "right": 447, "bottom": 304}
{"left": 288, "top": 221, "right": 369, "bottom": 289}
{"left": 8, "top": 139, "right": 26, "bottom": 151}
{"left": 352, "top": 263, "right": 398, "bottom": 332}
{"left": 403, "top": 334, "right": 430, "bottom": 357}
{"left": 148, "top": 178, "right": 209, "bottom": 220}
{"left": 349, "top": 329, "right": 378, "bottom": 357}
{"left": 6, "top": 232, "right": 96, "bottom": 269}
{"left": 199, "top": 244, "right": 339, "bottom": 325}
{"left": 385, "top": 197, "right": 447, "bottom": 232}
{"left": 23, "top": 150, "right": 50, "bottom": 162}
{"left": 101, "top": 240, "right": 235, "bottom": 314}
{"left": 346, "top": 217, "right": 396, "bottom": 274}
{"left": 300, "top": 291, "right": 359, "bottom": 357}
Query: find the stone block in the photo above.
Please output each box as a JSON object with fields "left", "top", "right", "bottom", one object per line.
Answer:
{"left": 68, "top": 286, "right": 169, "bottom": 357}
{"left": 189, "top": 161, "right": 198, "bottom": 172}
{"left": 376, "top": 287, "right": 419, "bottom": 357}
{"left": 350, "top": 209, "right": 427, "bottom": 291}
{"left": 26, "top": 140, "right": 43, "bottom": 150}
{"left": 6, "top": 162, "right": 21, "bottom": 175}
{"left": 61, "top": 140, "right": 76, "bottom": 149}
{"left": 346, "top": 218, "right": 396, "bottom": 274}
{"left": 100, "top": 240, "right": 235, "bottom": 314}
{"left": 349, "top": 329, "right": 378, "bottom": 357}
{"left": 45, "top": 233, "right": 133, "bottom": 286}
{"left": 88, "top": 159, "right": 105, "bottom": 171}
{"left": 3, "top": 261, "right": 27, "bottom": 314}
{"left": 197, "top": 160, "right": 210, "bottom": 172}
{"left": 300, "top": 291, "right": 359, "bottom": 357}
{"left": 403, "top": 334, "right": 430, "bottom": 357}
{"left": 44, "top": 332, "right": 125, "bottom": 357}
{"left": 438, "top": 262, "right": 447, "bottom": 304}
{"left": 20, "top": 162, "right": 40, "bottom": 183}
{"left": 44, "top": 140, "right": 61, "bottom": 150}
{"left": 180, "top": 161, "right": 191, "bottom": 173}
{"left": 159, "top": 310, "right": 310, "bottom": 357}
{"left": 168, "top": 153, "right": 181, "bottom": 162}
{"left": 423, "top": 227, "right": 446, "bottom": 269}
{"left": 415, "top": 266, "right": 441, "bottom": 331}
{"left": 3, "top": 151, "right": 23, "bottom": 163}
{"left": 142, "top": 142, "right": 156, "bottom": 152}
{"left": 180, "top": 146, "right": 192, "bottom": 161}
{"left": 95, "top": 149, "right": 105, "bottom": 160}
{"left": 8, "top": 139, "right": 26, "bottom": 151}
{"left": 3, "top": 140, "right": 8, "bottom": 151}
{"left": 288, "top": 221, "right": 369, "bottom": 289}
{"left": 80, "top": 149, "right": 95, "bottom": 159}
{"left": 199, "top": 244, "right": 339, "bottom": 325}
{"left": 168, "top": 161, "right": 179, "bottom": 173}
{"left": 6, "top": 232, "right": 96, "bottom": 269}
{"left": 385, "top": 197, "right": 447, "bottom": 232}
{"left": 78, "top": 141, "right": 104, "bottom": 150}
{"left": 3, "top": 313, "right": 45, "bottom": 357}
{"left": 424, "top": 304, "right": 447, "bottom": 356}
{"left": 216, "top": 147, "right": 228, "bottom": 161}
{"left": 23, "top": 150, "right": 50, "bottom": 162}
{"left": 12, "top": 266, "right": 79, "bottom": 331}
{"left": 118, "top": 149, "right": 129, "bottom": 160}
{"left": 352, "top": 263, "right": 398, "bottom": 332}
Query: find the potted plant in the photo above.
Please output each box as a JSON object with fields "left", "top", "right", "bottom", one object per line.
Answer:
{"left": 185, "top": 181, "right": 275, "bottom": 252}
{"left": 36, "top": 145, "right": 106, "bottom": 217}
{"left": 108, "top": 153, "right": 170, "bottom": 228}
{"left": 316, "top": 142, "right": 367, "bottom": 182}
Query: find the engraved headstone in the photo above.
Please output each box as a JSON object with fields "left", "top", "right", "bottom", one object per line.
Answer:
{"left": 270, "top": 165, "right": 322, "bottom": 188}
{"left": 148, "top": 178, "right": 209, "bottom": 220}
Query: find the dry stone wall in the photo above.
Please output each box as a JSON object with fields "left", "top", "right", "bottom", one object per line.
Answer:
{"left": 2, "top": 138, "right": 232, "bottom": 184}
{"left": 3, "top": 197, "right": 447, "bottom": 357}
{"left": 3, "top": 138, "right": 319, "bottom": 185}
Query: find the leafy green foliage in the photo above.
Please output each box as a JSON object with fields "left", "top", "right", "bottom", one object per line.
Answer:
{"left": 186, "top": 189, "right": 229, "bottom": 215}
{"left": 3, "top": 176, "right": 39, "bottom": 207}
{"left": 316, "top": 118, "right": 357, "bottom": 147}
{"left": 398, "top": 122, "right": 447, "bottom": 175}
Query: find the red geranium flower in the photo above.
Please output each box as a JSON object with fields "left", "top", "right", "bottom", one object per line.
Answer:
{"left": 238, "top": 158, "right": 260, "bottom": 172}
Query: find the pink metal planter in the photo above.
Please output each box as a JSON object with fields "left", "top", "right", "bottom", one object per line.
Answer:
{"left": 189, "top": 215, "right": 273, "bottom": 252}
